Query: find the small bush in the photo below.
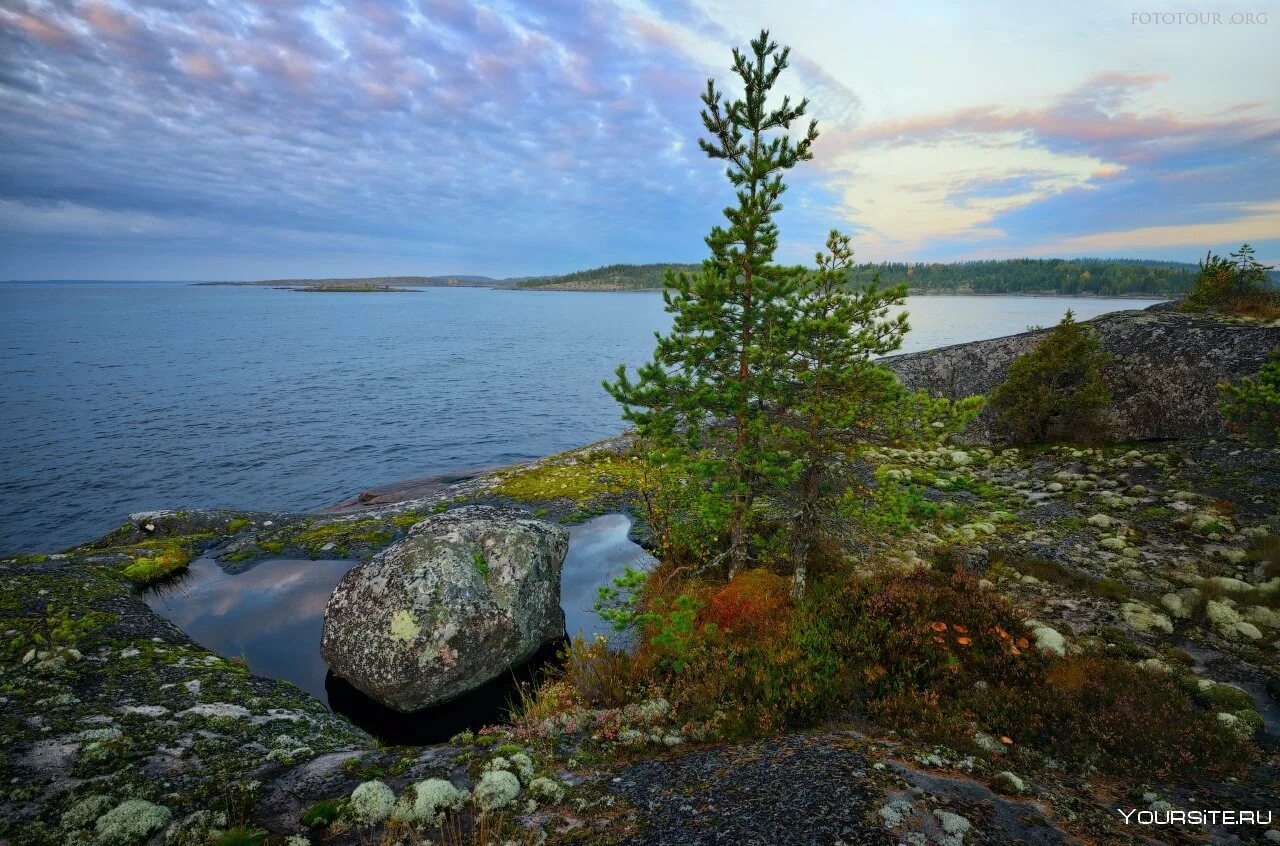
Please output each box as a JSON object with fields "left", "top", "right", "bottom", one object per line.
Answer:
{"left": 990, "top": 310, "right": 1111, "bottom": 443}
{"left": 1182, "top": 244, "right": 1279, "bottom": 319}
{"left": 1013, "top": 657, "right": 1250, "bottom": 778}
{"left": 700, "top": 568, "right": 790, "bottom": 636}
{"left": 561, "top": 636, "right": 638, "bottom": 709}
{"left": 1218, "top": 349, "right": 1280, "bottom": 445}
{"left": 623, "top": 567, "right": 1251, "bottom": 778}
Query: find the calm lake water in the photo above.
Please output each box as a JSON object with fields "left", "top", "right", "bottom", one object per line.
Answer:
{"left": 0, "top": 283, "right": 1161, "bottom": 552}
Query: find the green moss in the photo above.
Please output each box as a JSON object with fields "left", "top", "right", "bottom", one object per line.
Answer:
{"left": 391, "top": 511, "right": 431, "bottom": 529}
{"left": 300, "top": 799, "right": 345, "bottom": 828}
{"left": 289, "top": 519, "right": 394, "bottom": 556}
{"left": 259, "top": 540, "right": 285, "bottom": 554}
{"left": 490, "top": 451, "right": 638, "bottom": 503}
{"left": 226, "top": 518, "right": 249, "bottom": 533}
{"left": 113, "top": 534, "right": 212, "bottom": 585}
{"left": 1140, "top": 506, "right": 1173, "bottom": 519}
{"left": 1200, "top": 683, "right": 1256, "bottom": 712}
{"left": 473, "top": 549, "right": 490, "bottom": 580}
{"left": 1089, "top": 578, "right": 1130, "bottom": 601}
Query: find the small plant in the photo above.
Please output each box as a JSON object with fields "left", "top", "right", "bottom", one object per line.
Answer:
{"left": 1218, "top": 349, "right": 1280, "bottom": 445}
{"left": 990, "top": 310, "right": 1111, "bottom": 443}
{"left": 700, "top": 568, "right": 789, "bottom": 636}
{"left": 472, "top": 549, "right": 490, "bottom": 580}
{"left": 559, "top": 636, "right": 638, "bottom": 708}
{"left": 212, "top": 826, "right": 267, "bottom": 846}
{"left": 1251, "top": 533, "right": 1280, "bottom": 581}
{"left": 300, "top": 798, "right": 344, "bottom": 828}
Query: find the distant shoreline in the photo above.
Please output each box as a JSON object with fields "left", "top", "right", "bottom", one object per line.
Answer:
{"left": 199, "top": 280, "right": 1173, "bottom": 300}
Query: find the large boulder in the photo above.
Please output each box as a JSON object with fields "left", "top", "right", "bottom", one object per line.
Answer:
{"left": 320, "top": 506, "right": 568, "bottom": 712}
{"left": 882, "top": 304, "right": 1280, "bottom": 444}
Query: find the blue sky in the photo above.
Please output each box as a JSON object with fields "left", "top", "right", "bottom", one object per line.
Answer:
{"left": 1, "top": 0, "right": 1277, "bottom": 280}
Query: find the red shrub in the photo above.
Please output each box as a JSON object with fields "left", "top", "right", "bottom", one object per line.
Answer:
{"left": 701, "top": 568, "right": 790, "bottom": 636}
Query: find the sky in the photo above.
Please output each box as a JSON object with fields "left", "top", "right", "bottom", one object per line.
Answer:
{"left": 1, "top": 0, "right": 1277, "bottom": 280}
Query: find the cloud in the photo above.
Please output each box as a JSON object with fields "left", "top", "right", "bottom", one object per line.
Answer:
{"left": 0, "top": 0, "right": 731, "bottom": 278}
{"left": 816, "top": 71, "right": 1280, "bottom": 259}
{"left": 1, "top": 0, "right": 1278, "bottom": 277}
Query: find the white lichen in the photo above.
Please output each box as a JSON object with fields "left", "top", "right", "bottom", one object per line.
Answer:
{"left": 472, "top": 769, "right": 521, "bottom": 811}
{"left": 60, "top": 794, "right": 113, "bottom": 832}
{"left": 507, "top": 751, "right": 534, "bottom": 784}
{"left": 94, "top": 799, "right": 172, "bottom": 846}
{"left": 527, "top": 777, "right": 565, "bottom": 804}
{"left": 409, "top": 778, "right": 468, "bottom": 826}
{"left": 348, "top": 780, "right": 396, "bottom": 826}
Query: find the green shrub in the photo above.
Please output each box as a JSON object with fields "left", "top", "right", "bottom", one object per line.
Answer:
{"left": 1182, "top": 244, "right": 1279, "bottom": 319}
{"left": 990, "top": 310, "right": 1111, "bottom": 443}
{"left": 212, "top": 826, "right": 266, "bottom": 846}
{"left": 1218, "top": 349, "right": 1280, "bottom": 445}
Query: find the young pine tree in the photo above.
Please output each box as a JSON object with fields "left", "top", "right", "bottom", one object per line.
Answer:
{"left": 606, "top": 31, "right": 818, "bottom": 573}
{"left": 779, "top": 231, "right": 983, "bottom": 593}
{"left": 780, "top": 230, "right": 906, "bottom": 586}
{"left": 990, "top": 310, "right": 1111, "bottom": 443}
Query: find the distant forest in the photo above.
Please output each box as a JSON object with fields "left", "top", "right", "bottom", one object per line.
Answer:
{"left": 513, "top": 263, "right": 697, "bottom": 291}
{"left": 516, "top": 257, "right": 1279, "bottom": 296}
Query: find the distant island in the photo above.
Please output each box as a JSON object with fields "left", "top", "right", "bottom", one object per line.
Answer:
{"left": 288, "top": 284, "right": 417, "bottom": 293}
{"left": 203, "top": 258, "right": 1280, "bottom": 297}
{"left": 199, "top": 275, "right": 507, "bottom": 289}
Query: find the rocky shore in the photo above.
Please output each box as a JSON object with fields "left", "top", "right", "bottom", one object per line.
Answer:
{"left": 884, "top": 303, "right": 1280, "bottom": 444}
{"left": 2, "top": 306, "right": 1278, "bottom": 845}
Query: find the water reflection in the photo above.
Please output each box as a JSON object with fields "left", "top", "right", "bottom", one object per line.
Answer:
{"left": 144, "top": 513, "right": 654, "bottom": 743}
{"left": 145, "top": 556, "right": 351, "bottom": 700}
{"left": 562, "top": 513, "right": 655, "bottom": 643}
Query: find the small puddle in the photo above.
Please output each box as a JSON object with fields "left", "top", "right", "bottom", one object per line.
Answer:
{"left": 145, "top": 513, "right": 653, "bottom": 743}
{"left": 146, "top": 556, "right": 346, "bottom": 701}
{"left": 561, "top": 512, "right": 654, "bottom": 643}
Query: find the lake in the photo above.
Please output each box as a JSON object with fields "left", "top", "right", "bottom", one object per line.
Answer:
{"left": 0, "top": 283, "right": 1162, "bottom": 552}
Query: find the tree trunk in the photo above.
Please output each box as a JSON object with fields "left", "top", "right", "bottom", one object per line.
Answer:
{"left": 791, "top": 461, "right": 820, "bottom": 597}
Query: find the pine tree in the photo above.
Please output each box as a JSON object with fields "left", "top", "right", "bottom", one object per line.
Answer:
{"left": 605, "top": 31, "right": 818, "bottom": 573}
{"left": 779, "top": 230, "right": 908, "bottom": 590}
{"left": 779, "top": 231, "right": 981, "bottom": 593}
{"left": 990, "top": 310, "right": 1112, "bottom": 443}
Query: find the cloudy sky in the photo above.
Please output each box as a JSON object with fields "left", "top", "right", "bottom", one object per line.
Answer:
{"left": 1, "top": 0, "right": 1277, "bottom": 280}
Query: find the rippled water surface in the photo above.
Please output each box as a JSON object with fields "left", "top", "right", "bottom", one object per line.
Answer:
{"left": 0, "top": 282, "right": 1160, "bottom": 551}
